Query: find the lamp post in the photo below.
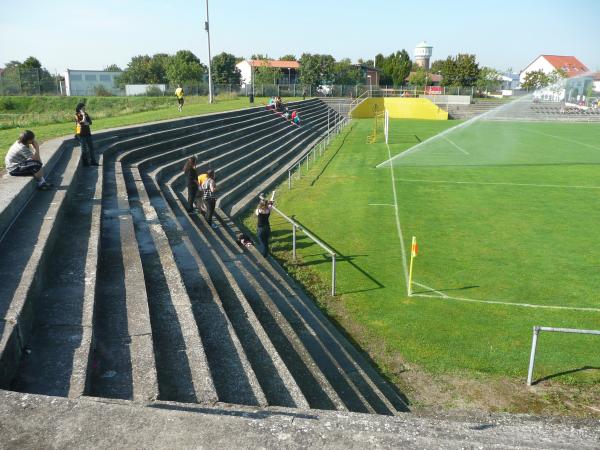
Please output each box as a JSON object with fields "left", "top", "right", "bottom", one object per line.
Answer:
{"left": 204, "top": 0, "right": 214, "bottom": 103}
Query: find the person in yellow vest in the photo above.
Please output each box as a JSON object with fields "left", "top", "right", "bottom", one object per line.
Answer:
{"left": 197, "top": 171, "right": 209, "bottom": 212}
{"left": 175, "top": 85, "right": 185, "bottom": 112}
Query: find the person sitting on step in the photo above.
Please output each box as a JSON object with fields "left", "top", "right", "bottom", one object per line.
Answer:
{"left": 4, "top": 130, "right": 53, "bottom": 190}
{"left": 291, "top": 110, "right": 301, "bottom": 125}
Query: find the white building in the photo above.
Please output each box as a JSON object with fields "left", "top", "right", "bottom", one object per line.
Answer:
{"left": 236, "top": 60, "right": 300, "bottom": 87}
{"left": 519, "top": 55, "right": 588, "bottom": 83}
{"left": 64, "top": 69, "right": 122, "bottom": 96}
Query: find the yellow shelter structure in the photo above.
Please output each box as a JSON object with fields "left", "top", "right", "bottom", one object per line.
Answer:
{"left": 351, "top": 98, "right": 448, "bottom": 120}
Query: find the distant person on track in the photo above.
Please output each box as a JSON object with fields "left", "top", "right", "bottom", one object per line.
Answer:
{"left": 175, "top": 85, "right": 185, "bottom": 112}
{"left": 75, "top": 103, "right": 99, "bottom": 166}
{"left": 249, "top": 92, "right": 254, "bottom": 105}
{"left": 183, "top": 156, "right": 198, "bottom": 213}
{"left": 267, "top": 97, "right": 275, "bottom": 110}
{"left": 202, "top": 169, "right": 218, "bottom": 228}
{"left": 5, "top": 130, "right": 53, "bottom": 190}
{"left": 275, "top": 96, "right": 283, "bottom": 111}
{"left": 302, "top": 88, "right": 307, "bottom": 100}
{"left": 255, "top": 195, "right": 274, "bottom": 257}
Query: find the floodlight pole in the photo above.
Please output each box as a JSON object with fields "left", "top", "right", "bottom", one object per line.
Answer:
{"left": 205, "top": 0, "right": 214, "bottom": 104}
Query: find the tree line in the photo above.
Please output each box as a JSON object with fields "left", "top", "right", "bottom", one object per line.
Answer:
{"left": 4, "top": 50, "right": 554, "bottom": 95}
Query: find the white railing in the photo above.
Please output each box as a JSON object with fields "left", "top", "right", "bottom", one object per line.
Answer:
{"left": 287, "top": 115, "right": 349, "bottom": 189}
{"left": 527, "top": 325, "right": 600, "bottom": 386}
{"left": 271, "top": 205, "right": 337, "bottom": 296}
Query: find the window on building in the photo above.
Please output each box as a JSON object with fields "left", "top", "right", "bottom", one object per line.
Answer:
{"left": 99, "top": 74, "right": 111, "bottom": 82}
{"left": 70, "top": 74, "right": 83, "bottom": 81}
{"left": 85, "top": 74, "right": 97, "bottom": 81}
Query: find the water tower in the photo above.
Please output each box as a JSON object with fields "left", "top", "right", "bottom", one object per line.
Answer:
{"left": 414, "top": 41, "right": 433, "bottom": 70}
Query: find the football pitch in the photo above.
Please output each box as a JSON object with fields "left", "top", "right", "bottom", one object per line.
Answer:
{"left": 252, "top": 117, "right": 600, "bottom": 387}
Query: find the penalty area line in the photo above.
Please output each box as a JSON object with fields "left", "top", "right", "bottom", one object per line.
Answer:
{"left": 411, "top": 292, "right": 600, "bottom": 313}
{"left": 395, "top": 178, "right": 600, "bottom": 190}
{"left": 444, "top": 137, "right": 470, "bottom": 155}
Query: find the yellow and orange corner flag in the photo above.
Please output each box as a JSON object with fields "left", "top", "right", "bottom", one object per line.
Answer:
{"left": 408, "top": 236, "right": 418, "bottom": 295}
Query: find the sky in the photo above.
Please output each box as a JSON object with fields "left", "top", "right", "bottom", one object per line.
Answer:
{"left": 0, "top": 0, "right": 598, "bottom": 74}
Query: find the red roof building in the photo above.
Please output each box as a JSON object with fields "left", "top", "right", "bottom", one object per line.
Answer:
{"left": 520, "top": 55, "right": 589, "bottom": 82}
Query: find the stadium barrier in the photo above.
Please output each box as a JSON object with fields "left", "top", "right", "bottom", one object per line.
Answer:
{"left": 527, "top": 326, "right": 600, "bottom": 386}
{"left": 271, "top": 206, "right": 337, "bottom": 296}
{"left": 287, "top": 115, "right": 350, "bottom": 189}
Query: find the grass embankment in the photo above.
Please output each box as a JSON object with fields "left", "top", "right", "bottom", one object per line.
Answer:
{"left": 0, "top": 95, "right": 299, "bottom": 167}
{"left": 242, "top": 118, "right": 600, "bottom": 416}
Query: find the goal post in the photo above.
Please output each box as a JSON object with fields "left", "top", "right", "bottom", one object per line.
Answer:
{"left": 384, "top": 109, "right": 389, "bottom": 144}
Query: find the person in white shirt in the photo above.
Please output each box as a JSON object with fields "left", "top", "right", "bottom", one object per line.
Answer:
{"left": 4, "top": 130, "right": 52, "bottom": 190}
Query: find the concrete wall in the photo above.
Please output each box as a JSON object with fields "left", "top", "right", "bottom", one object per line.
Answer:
{"left": 423, "top": 95, "right": 471, "bottom": 105}
{"left": 351, "top": 98, "right": 448, "bottom": 120}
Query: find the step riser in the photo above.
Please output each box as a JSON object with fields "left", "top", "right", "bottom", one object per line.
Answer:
{"left": 0, "top": 146, "right": 81, "bottom": 389}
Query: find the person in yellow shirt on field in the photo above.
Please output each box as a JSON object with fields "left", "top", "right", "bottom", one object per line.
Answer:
{"left": 175, "top": 85, "right": 185, "bottom": 112}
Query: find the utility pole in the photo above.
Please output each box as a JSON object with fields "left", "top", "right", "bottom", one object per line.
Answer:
{"left": 205, "top": 0, "right": 214, "bottom": 103}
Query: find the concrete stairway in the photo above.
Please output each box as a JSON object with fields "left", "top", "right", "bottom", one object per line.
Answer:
{"left": 318, "top": 98, "right": 356, "bottom": 117}
{"left": 438, "top": 99, "right": 508, "bottom": 119}
{"left": 0, "top": 98, "right": 408, "bottom": 416}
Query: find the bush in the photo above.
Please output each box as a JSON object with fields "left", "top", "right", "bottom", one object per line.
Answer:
{"left": 94, "top": 85, "right": 113, "bottom": 97}
{"left": 145, "top": 85, "right": 164, "bottom": 97}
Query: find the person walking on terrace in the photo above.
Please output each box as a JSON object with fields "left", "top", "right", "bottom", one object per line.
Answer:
{"left": 202, "top": 170, "right": 218, "bottom": 228}
{"left": 75, "top": 103, "right": 99, "bottom": 166}
{"left": 255, "top": 194, "right": 274, "bottom": 257}
{"left": 175, "top": 84, "right": 185, "bottom": 112}
{"left": 5, "top": 130, "right": 53, "bottom": 190}
{"left": 183, "top": 156, "right": 199, "bottom": 213}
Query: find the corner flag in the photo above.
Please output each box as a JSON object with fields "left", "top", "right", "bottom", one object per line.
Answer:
{"left": 408, "top": 236, "right": 418, "bottom": 295}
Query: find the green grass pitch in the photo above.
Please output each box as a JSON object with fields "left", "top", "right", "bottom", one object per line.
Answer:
{"left": 245, "top": 117, "right": 600, "bottom": 385}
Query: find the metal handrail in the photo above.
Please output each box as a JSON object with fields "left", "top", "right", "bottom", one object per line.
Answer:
{"left": 271, "top": 205, "right": 337, "bottom": 296}
{"left": 286, "top": 115, "right": 349, "bottom": 189}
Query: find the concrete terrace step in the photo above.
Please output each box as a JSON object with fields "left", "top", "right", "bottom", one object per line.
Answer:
{"left": 3, "top": 390, "right": 599, "bottom": 449}
{"left": 136, "top": 165, "right": 270, "bottom": 407}
{"left": 154, "top": 170, "right": 309, "bottom": 409}
{"left": 9, "top": 154, "right": 102, "bottom": 399}
{"left": 0, "top": 145, "right": 81, "bottom": 388}
{"left": 210, "top": 209, "right": 405, "bottom": 414}
{"left": 119, "top": 159, "right": 218, "bottom": 405}
{"left": 87, "top": 146, "right": 158, "bottom": 402}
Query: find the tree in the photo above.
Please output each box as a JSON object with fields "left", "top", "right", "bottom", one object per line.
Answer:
{"left": 251, "top": 54, "right": 268, "bottom": 60}
{"left": 104, "top": 64, "right": 122, "bottom": 72}
{"left": 440, "top": 54, "right": 480, "bottom": 86}
{"left": 298, "top": 53, "right": 336, "bottom": 87}
{"left": 211, "top": 52, "right": 241, "bottom": 85}
{"left": 333, "top": 58, "right": 362, "bottom": 85}
{"left": 429, "top": 59, "right": 445, "bottom": 73}
{"left": 21, "top": 56, "right": 42, "bottom": 70}
{"left": 476, "top": 67, "right": 503, "bottom": 93}
{"left": 253, "top": 59, "right": 281, "bottom": 85}
{"left": 407, "top": 67, "right": 430, "bottom": 88}
{"left": 165, "top": 50, "right": 204, "bottom": 85}
{"left": 279, "top": 54, "right": 297, "bottom": 61}
{"left": 117, "top": 55, "right": 155, "bottom": 85}
{"left": 376, "top": 50, "right": 412, "bottom": 86}
{"left": 548, "top": 68, "right": 568, "bottom": 85}
{"left": 521, "top": 70, "right": 550, "bottom": 90}
{"left": 358, "top": 58, "right": 374, "bottom": 68}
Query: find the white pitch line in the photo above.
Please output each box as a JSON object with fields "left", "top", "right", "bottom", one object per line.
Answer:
{"left": 411, "top": 292, "right": 600, "bottom": 313}
{"left": 444, "top": 137, "right": 470, "bottom": 155}
{"left": 368, "top": 203, "right": 396, "bottom": 207}
{"left": 413, "top": 281, "right": 448, "bottom": 298}
{"left": 523, "top": 128, "right": 600, "bottom": 151}
{"left": 386, "top": 143, "right": 410, "bottom": 293}
{"left": 395, "top": 178, "right": 600, "bottom": 190}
